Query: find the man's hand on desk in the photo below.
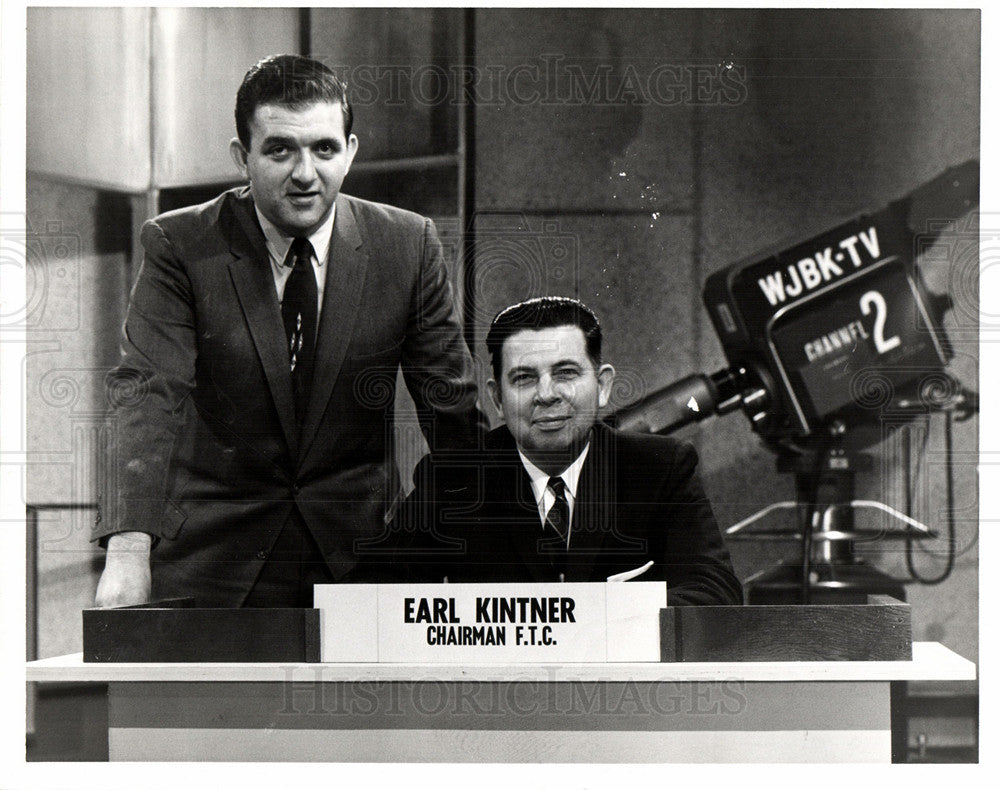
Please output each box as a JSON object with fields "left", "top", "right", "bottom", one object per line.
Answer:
{"left": 95, "top": 531, "right": 152, "bottom": 608}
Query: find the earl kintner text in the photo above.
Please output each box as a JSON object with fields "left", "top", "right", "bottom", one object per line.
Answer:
{"left": 403, "top": 596, "right": 578, "bottom": 647}
{"left": 403, "top": 596, "right": 577, "bottom": 624}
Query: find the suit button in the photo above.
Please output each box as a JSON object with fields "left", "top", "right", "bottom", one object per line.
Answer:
{"left": 292, "top": 484, "right": 301, "bottom": 495}
{"left": 256, "top": 550, "right": 268, "bottom": 560}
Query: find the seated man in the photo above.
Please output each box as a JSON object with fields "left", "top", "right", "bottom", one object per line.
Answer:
{"left": 394, "top": 296, "right": 743, "bottom": 605}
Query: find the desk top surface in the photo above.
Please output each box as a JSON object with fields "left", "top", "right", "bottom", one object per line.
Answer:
{"left": 25, "top": 642, "right": 975, "bottom": 683}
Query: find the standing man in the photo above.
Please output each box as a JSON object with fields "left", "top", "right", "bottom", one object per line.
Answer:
{"left": 94, "top": 55, "right": 483, "bottom": 607}
{"left": 396, "top": 297, "right": 742, "bottom": 605}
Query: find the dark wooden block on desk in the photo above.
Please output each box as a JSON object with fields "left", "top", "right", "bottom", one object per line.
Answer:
{"left": 660, "top": 595, "right": 911, "bottom": 662}
{"left": 83, "top": 598, "right": 320, "bottom": 662}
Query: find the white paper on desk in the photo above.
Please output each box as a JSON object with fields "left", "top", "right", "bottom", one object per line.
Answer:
{"left": 606, "top": 560, "right": 654, "bottom": 582}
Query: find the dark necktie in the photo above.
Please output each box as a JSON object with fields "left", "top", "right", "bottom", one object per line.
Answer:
{"left": 281, "top": 237, "right": 317, "bottom": 424}
{"left": 545, "top": 477, "right": 570, "bottom": 548}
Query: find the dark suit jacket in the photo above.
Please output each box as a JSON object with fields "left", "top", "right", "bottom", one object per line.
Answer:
{"left": 94, "top": 187, "right": 482, "bottom": 605}
{"left": 394, "top": 423, "right": 743, "bottom": 605}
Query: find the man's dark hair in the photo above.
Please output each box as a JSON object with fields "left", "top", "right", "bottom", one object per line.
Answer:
{"left": 486, "top": 296, "right": 603, "bottom": 383}
{"left": 235, "top": 54, "right": 353, "bottom": 148}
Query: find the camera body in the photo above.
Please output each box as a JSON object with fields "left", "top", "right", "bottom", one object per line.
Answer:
{"left": 703, "top": 200, "right": 950, "bottom": 442}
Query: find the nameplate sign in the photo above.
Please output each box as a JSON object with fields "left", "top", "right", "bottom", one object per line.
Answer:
{"left": 313, "top": 583, "right": 667, "bottom": 663}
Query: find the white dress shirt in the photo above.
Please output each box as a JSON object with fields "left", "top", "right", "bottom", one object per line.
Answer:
{"left": 517, "top": 443, "right": 591, "bottom": 547}
{"left": 255, "top": 205, "right": 335, "bottom": 320}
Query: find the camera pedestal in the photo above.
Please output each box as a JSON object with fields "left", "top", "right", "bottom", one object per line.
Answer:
{"left": 733, "top": 445, "right": 923, "bottom": 605}
{"left": 746, "top": 560, "right": 906, "bottom": 605}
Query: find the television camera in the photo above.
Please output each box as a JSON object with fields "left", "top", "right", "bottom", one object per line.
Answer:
{"left": 615, "top": 161, "right": 978, "bottom": 602}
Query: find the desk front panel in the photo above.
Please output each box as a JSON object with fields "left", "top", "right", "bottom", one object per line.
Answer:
{"left": 108, "top": 679, "right": 890, "bottom": 762}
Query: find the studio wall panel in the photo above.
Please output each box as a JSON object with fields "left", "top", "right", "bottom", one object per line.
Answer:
{"left": 474, "top": 8, "right": 700, "bottom": 212}
{"left": 27, "top": 7, "right": 151, "bottom": 191}
{"left": 27, "top": 7, "right": 298, "bottom": 191}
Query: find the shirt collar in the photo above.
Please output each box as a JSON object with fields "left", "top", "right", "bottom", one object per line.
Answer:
{"left": 518, "top": 441, "right": 591, "bottom": 505}
{"left": 255, "top": 203, "right": 336, "bottom": 268}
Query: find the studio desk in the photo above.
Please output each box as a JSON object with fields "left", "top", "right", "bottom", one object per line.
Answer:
{"left": 26, "top": 642, "right": 974, "bottom": 763}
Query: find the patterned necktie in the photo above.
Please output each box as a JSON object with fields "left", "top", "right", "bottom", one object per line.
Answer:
{"left": 281, "top": 237, "right": 317, "bottom": 424}
{"left": 545, "top": 476, "right": 570, "bottom": 548}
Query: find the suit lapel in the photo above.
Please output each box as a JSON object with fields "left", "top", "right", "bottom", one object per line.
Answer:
{"left": 509, "top": 462, "right": 554, "bottom": 583}
{"left": 485, "top": 431, "right": 551, "bottom": 582}
{"left": 298, "top": 194, "right": 368, "bottom": 461}
{"left": 226, "top": 193, "right": 299, "bottom": 458}
{"left": 567, "top": 425, "right": 616, "bottom": 580}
